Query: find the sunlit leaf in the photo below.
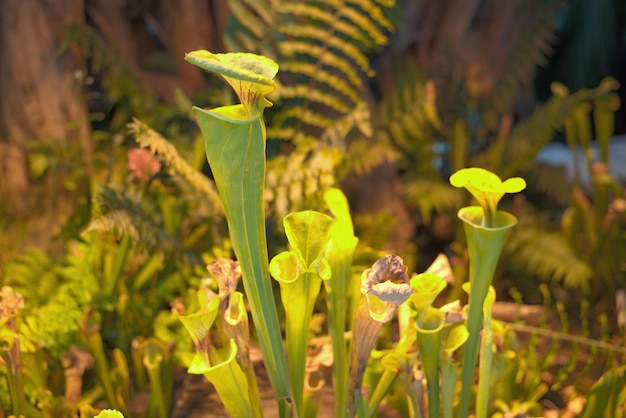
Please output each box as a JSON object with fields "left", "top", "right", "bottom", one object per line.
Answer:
{"left": 283, "top": 211, "right": 334, "bottom": 270}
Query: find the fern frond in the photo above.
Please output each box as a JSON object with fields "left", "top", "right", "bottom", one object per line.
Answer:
{"left": 279, "top": 85, "right": 352, "bottom": 114}
{"left": 226, "top": 0, "right": 274, "bottom": 42}
{"left": 526, "top": 164, "right": 572, "bottom": 207}
{"left": 501, "top": 80, "right": 619, "bottom": 178}
{"left": 1, "top": 244, "right": 97, "bottom": 356}
{"left": 346, "top": 0, "right": 394, "bottom": 35}
{"left": 278, "top": 3, "right": 383, "bottom": 47}
{"left": 345, "top": 138, "right": 400, "bottom": 176}
{"left": 322, "top": 102, "right": 372, "bottom": 146}
{"left": 371, "top": 68, "right": 455, "bottom": 224}
{"left": 404, "top": 179, "right": 463, "bottom": 225}
{"left": 226, "top": 0, "right": 397, "bottom": 214}
{"left": 504, "top": 210, "right": 592, "bottom": 289}
{"left": 376, "top": 73, "right": 442, "bottom": 170}
{"left": 240, "top": 0, "right": 274, "bottom": 29}
{"left": 266, "top": 147, "right": 340, "bottom": 219}
{"left": 129, "top": 118, "right": 223, "bottom": 216}
{"left": 272, "top": 107, "right": 336, "bottom": 133}
{"left": 477, "top": 0, "right": 564, "bottom": 138}
{"left": 266, "top": 126, "right": 305, "bottom": 142}
{"left": 277, "top": 41, "right": 364, "bottom": 89}
{"left": 278, "top": 25, "right": 371, "bottom": 74}
{"left": 86, "top": 186, "right": 189, "bottom": 257}
{"left": 280, "top": 62, "right": 362, "bottom": 104}
{"left": 1, "top": 249, "right": 59, "bottom": 304}
{"left": 227, "top": 0, "right": 396, "bottom": 131}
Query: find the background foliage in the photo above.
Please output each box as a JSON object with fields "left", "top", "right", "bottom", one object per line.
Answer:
{"left": 0, "top": 0, "right": 625, "bottom": 416}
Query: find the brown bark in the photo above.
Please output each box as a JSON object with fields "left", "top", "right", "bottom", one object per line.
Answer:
{"left": 161, "top": 0, "right": 213, "bottom": 96}
{"left": 86, "top": 0, "right": 229, "bottom": 101}
{"left": 388, "top": 0, "right": 544, "bottom": 98}
{"left": 0, "top": 0, "right": 89, "bottom": 247}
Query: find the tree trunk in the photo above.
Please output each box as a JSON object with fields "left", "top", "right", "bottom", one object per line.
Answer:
{"left": 0, "top": 0, "right": 89, "bottom": 248}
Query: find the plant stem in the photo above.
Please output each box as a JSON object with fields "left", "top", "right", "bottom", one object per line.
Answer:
{"left": 325, "top": 249, "right": 357, "bottom": 417}
{"left": 475, "top": 312, "right": 493, "bottom": 417}
{"left": 457, "top": 208, "right": 516, "bottom": 418}
{"left": 324, "top": 188, "right": 358, "bottom": 418}
{"left": 367, "top": 327, "right": 416, "bottom": 415}
{"left": 104, "top": 233, "right": 131, "bottom": 295}
{"left": 3, "top": 350, "right": 27, "bottom": 417}
{"left": 441, "top": 361, "right": 458, "bottom": 418}
{"left": 81, "top": 308, "right": 129, "bottom": 417}
{"left": 194, "top": 109, "right": 294, "bottom": 416}
{"left": 283, "top": 272, "right": 320, "bottom": 417}
{"left": 416, "top": 308, "right": 444, "bottom": 418}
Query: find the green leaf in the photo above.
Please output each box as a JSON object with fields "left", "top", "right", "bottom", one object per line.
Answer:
{"left": 380, "top": 351, "right": 412, "bottom": 371}
{"left": 415, "top": 307, "right": 445, "bottom": 418}
{"left": 185, "top": 51, "right": 277, "bottom": 86}
{"left": 189, "top": 49, "right": 292, "bottom": 415}
{"left": 316, "top": 258, "right": 332, "bottom": 281}
{"left": 580, "top": 364, "right": 626, "bottom": 418}
{"left": 408, "top": 273, "right": 447, "bottom": 317}
{"left": 457, "top": 205, "right": 518, "bottom": 418}
{"left": 269, "top": 211, "right": 334, "bottom": 418}
{"left": 269, "top": 251, "right": 300, "bottom": 285}
{"left": 322, "top": 188, "right": 358, "bottom": 418}
{"left": 283, "top": 211, "right": 334, "bottom": 270}
{"left": 196, "top": 339, "right": 260, "bottom": 418}
{"left": 415, "top": 306, "right": 445, "bottom": 333}
{"left": 95, "top": 410, "right": 125, "bottom": 418}
{"left": 443, "top": 324, "right": 469, "bottom": 358}
{"left": 185, "top": 51, "right": 277, "bottom": 115}
{"left": 178, "top": 290, "right": 220, "bottom": 360}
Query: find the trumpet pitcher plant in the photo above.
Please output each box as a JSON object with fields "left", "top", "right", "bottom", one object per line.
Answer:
{"left": 450, "top": 167, "right": 525, "bottom": 417}
{"left": 179, "top": 49, "right": 528, "bottom": 418}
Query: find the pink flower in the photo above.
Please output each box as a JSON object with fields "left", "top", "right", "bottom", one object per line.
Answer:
{"left": 127, "top": 148, "right": 161, "bottom": 182}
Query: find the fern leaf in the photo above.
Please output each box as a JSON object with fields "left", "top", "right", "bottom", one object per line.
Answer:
{"left": 478, "top": 0, "right": 564, "bottom": 138}
{"left": 504, "top": 210, "right": 593, "bottom": 289}
{"left": 377, "top": 74, "right": 441, "bottom": 159}
{"left": 224, "top": 27, "right": 260, "bottom": 54}
{"left": 1, "top": 244, "right": 97, "bottom": 356}
{"left": 227, "top": 0, "right": 273, "bottom": 40}
{"left": 86, "top": 186, "right": 191, "bottom": 259}
{"left": 1, "top": 249, "right": 59, "bottom": 304}
{"left": 266, "top": 148, "right": 340, "bottom": 219}
{"left": 129, "top": 118, "right": 223, "bottom": 216}
{"left": 526, "top": 164, "right": 572, "bottom": 207}
{"left": 280, "top": 62, "right": 362, "bottom": 104}
{"left": 279, "top": 85, "right": 352, "bottom": 114}
{"left": 279, "top": 24, "right": 372, "bottom": 74}
{"left": 322, "top": 102, "right": 372, "bottom": 146}
{"left": 277, "top": 41, "right": 364, "bottom": 89}
{"left": 278, "top": 3, "right": 379, "bottom": 47}
{"left": 240, "top": 0, "right": 274, "bottom": 28}
{"left": 404, "top": 179, "right": 463, "bottom": 224}
{"left": 226, "top": 0, "right": 397, "bottom": 214}
{"left": 273, "top": 107, "right": 335, "bottom": 132}
{"left": 346, "top": 137, "right": 400, "bottom": 176}
{"left": 343, "top": 5, "right": 391, "bottom": 48}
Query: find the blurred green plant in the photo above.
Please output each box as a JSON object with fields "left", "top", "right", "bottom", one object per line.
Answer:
{"left": 0, "top": 87, "right": 228, "bottom": 416}
{"left": 379, "top": 57, "right": 623, "bottom": 302}
{"left": 3, "top": 0, "right": 626, "bottom": 416}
